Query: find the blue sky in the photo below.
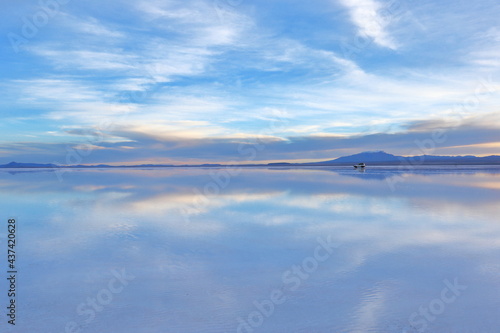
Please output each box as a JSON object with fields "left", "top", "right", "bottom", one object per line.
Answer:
{"left": 1, "top": 0, "right": 500, "bottom": 165}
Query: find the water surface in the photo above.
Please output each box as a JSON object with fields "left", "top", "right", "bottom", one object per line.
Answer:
{"left": 1, "top": 166, "right": 499, "bottom": 332}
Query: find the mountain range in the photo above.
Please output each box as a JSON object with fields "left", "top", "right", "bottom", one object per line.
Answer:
{"left": 310, "top": 151, "right": 500, "bottom": 165}
{"left": 1, "top": 151, "right": 499, "bottom": 168}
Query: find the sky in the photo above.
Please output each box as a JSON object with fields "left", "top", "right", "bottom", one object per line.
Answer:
{"left": 1, "top": 0, "right": 500, "bottom": 165}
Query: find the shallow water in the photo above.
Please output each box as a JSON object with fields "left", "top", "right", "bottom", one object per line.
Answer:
{"left": 1, "top": 166, "right": 499, "bottom": 332}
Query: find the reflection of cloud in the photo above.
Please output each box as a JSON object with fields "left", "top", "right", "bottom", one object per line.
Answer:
{"left": 73, "top": 185, "right": 107, "bottom": 191}
{"left": 349, "top": 281, "right": 396, "bottom": 332}
{"left": 2, "top": 167, "right": 500, "bottom": 254}
{"left": 476, "top": 182, "right": 500, "bottom": 190}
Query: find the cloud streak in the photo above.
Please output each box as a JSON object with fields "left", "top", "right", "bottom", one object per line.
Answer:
{"left": 337, "top": 0, "right": 397, "bottom": 49}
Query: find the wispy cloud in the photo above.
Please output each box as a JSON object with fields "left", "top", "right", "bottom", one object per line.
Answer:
{"left": 337, "top": 0, "right": 397, "bottom": 49}
{"left": 58, "top": 13, "right": 124, "bottom": 39}
{"left": 31, "top": 48, "right": 137, "bottom": 71}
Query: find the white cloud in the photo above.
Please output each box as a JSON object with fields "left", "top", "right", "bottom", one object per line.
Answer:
{"left": 255, "top": 38, "right": 363, "bottom": 75}
{"left": 338, "top": 0, "right": 397, "bottom": 49}
{"left": 31, "top": 48, "right": 137, "bottom": 71}
{"left": 136, "top": 0, "right": 251, "bottom": 46}
{"left": 14, "top": 79, "right": 104, "bottom": 103}
{"left": 60, "top": 14, "right": 124, "bottom": 38}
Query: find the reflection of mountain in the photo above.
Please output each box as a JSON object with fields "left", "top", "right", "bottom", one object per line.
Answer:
{"left": 335, "top": 168, "right": 395, "bottom": 181}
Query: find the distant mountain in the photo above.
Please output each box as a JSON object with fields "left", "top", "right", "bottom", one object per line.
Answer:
{"left": 1, "top": 151, "right": 499, "bottom": 169}
{"left": 0, "top": 162, "right": 59, "bottom": 168}
{"left": 308, "top": 151, "right": 500, "bottom": 165}
{"left": 398, "top": 154, "right": 500, "bottom": 165}
{"left": 318, "top": 151, "right": 401, "bottom": 164}
{"left": 0, "top": 162, "right": 176, "bottom": 168}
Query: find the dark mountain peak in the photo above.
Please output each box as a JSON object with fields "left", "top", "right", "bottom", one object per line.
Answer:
{"left": 0, "top": 161, "right": 59, "bottom": 168}
{"left": 5, "top": 162, "right": 22, "bottom": 167}
{"left": 332, "top": 151, "right": 400, "bottom": 163}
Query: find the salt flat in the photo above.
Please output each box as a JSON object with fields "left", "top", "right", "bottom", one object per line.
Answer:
{"left": 1, "top": 166, "right": 499, "bottom": 333}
